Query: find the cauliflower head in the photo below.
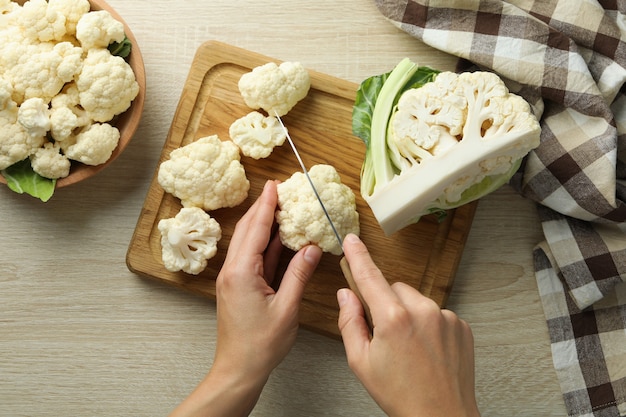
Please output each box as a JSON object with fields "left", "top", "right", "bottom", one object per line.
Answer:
{"left": 158, "top": 207, "right": 222, "bottom": 275}
{"left": 228, "top": 111, "right": 287, "bottom": 159}
{"left": 76, "top": 48, "right": 139, "bottom": 122}
{"left": 238, "top": 61, "right": 310, "bottom": 117}
{"left": 276, "top": 164, "right": 360, "bottom": 255}
{"left": 158, "top": 135, "right": 250, "bottom": 210}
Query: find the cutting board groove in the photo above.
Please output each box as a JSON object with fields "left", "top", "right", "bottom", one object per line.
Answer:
{"left": 126, "top": 40, "right": 477, "bottom": 339}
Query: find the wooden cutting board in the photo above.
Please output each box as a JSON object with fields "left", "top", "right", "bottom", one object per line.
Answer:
{"left": 126, "top": 40, "right": 477, "bottom": 339}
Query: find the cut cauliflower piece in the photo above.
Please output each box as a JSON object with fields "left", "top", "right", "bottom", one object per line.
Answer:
{"left": 276, "top": 164, "right": 360, "bottom": 256}
{"left": 229, "top": 111, "right": 287, "bottom": 159}
{"left": 238, "top": 61, "right": 310, "bottom": 117}
{"left": 158, "top": 135, "right": 250, "bottom": 210}
{"left": 16, "top": 0, "right": 67, "bottom": 43}
{"left": 49, "top": 83, "right": 90, "bottom": 141}
{"left": 18, "top": 97, "right": 51, "bottom": 138}
{"left": 158, "top": 207, "right": 222, "bottom": 275}
{"left": 7, "top": 41, "right": 83, "bottom": 105}
{"left": 0, "top": 102, "right": 45, "bottom": 170}
{"left": 62, "top": 122, "right": 120, "bottom": 165}
{"left": 48, "top": 0, "right": 90, "bottom": 35}
{"left": 76, "top": 48, "right": 139, "bottom": 122}
{"left": 75, "top": 9, "right": 124, "bottom": 49}
{"left": 30, "top": 141, "right": 71, "bottom": 179}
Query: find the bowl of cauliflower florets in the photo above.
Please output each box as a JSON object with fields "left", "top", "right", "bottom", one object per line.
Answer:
{"left": 0, "top": 0, "right": 146, "bottom": 201}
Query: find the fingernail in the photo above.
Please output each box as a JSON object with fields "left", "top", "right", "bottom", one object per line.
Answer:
{"left": 304, "top": 245, "right": 322, "bottom": 265}
{"left": 337, "top": 288, "right": 348, "bottom": 307}
{"left": 344, "top": 234, "right": 360, "bottom": 245}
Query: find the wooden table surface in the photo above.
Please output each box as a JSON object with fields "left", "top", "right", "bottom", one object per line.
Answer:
{"left": 0, "top": 1, "right": 567, "bottom": 415}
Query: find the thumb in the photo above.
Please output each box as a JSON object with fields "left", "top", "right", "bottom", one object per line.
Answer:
{"left": 337, "top": 288, "right": 370, "bottom": 361}
{"left": 276, "top": 245, "right": 322, "bottom": 304}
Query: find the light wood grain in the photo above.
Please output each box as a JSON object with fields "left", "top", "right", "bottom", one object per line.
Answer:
{"left": 126, "top": 41, "right": 477, "bottom": 338}
{"left": 0, "top": 1, "right": 567, "bottom": 416}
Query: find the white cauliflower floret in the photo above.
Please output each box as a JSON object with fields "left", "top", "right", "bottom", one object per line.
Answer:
{"left": 7, "top": 41, "right": 83, "bottom": 104}
{"left": 0, "top": 0, "right": 19, "bottom": 29}
{"left": 229, "top": 111, "right": 287, "bottom": 159}
{"left": 48, "top": 0, "right": 90, "bottom": 35}
{"left": 75, "top": 9, "right": 124, "bottom": 49}
{"left": 62, "top": 122, "right": 120, "bottom": 165}
{"left": 238, "top": 61, "right": 310, "bottom": 117}
{"left": 18, "top": 97, "right": 51, "bottom": 138}
{"left": 276, "top": 164, "right": 360, "bottom": 255}
{"left": 49, "top": 83, "right": 89, "bottom": 141}
{"left": 158, "top": 135, "right": 250, "bottom": 211}
{"left": 30, "top": 141, "right": 71, "bottom": 179}
{"left": 0, "top": 102, "right": 45, "bottom": 170}
{"left": 76, "top": 48, "right": 139, "bottom": 122}
{"left": 0, "top": 77, "right": 13, "bottom": 109}
{"left": 16, "top": 0, "right": 67, "bottom": 42}
{"left": 158, "top": 207, "right": 222, "bottom": 275}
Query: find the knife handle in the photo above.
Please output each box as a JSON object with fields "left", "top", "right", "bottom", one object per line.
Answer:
{"left": 340, "top": 257, "right": 373, "bottom": 333}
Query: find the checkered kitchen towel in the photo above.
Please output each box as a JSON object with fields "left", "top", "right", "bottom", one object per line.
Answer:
{"left": 373, "top": 1, "right": 626, "bottom": 415}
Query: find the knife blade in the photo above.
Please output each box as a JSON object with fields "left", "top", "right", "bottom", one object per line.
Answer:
{"left": 275, "top": 112, "right": 373, "bottom": 332}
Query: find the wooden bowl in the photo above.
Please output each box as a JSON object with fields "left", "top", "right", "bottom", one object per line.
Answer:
{"left": 1, "top": 0, "right": 146, "bottom": 188}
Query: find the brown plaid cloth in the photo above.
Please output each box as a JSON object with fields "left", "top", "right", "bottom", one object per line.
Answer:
{"left": 373, "top": 0, "right": 626, "bottom": 415}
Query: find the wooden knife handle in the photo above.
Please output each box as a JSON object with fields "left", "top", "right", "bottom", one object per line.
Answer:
{"left": 340, "top": 256, "right": 373, "bottom": 333}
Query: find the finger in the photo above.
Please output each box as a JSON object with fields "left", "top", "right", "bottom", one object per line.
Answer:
{"left": 342, "top": 234, "right": 398, "bottom": 310}
{"left": 390, "top": 281, "right": 433, "bottom": 310}
{"left": 263, "top": 231, "right": 284, "bottom": 284}
{"left": 227, "top": 180, "right": 278, "bottom": 261}
{"left": 274, "top": 245, "right": 322, "bottom": 307}
{"left": 337, "top": 288, "right": 370, "bottom": 365}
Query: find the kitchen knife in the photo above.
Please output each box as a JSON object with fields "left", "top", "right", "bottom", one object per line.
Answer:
{"left": 275, "top": 112, "right": 373, "bottom": 332}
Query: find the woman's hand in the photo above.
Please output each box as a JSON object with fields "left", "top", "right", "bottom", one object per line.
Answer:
{"left": 337, "top": 234, "right": 480, "bottom": 417}
{"left": 212, "top": 179, "right": 322, "bottom": 379}
{"left": 169, "top": 180, "right": 322, "bottom": 417}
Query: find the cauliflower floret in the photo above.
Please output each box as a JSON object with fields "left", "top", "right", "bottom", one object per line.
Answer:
{"left": 158, "top": 207, "right": 222, "bottom": 275}
{"left": 0, "top": 102, "right": 45, "bottom": 170}
{"left": 238, "top": 61, "right": 310, "bottom": 117}
{"left": 7, "top": 41, "right": 83, "bottom": 104}
{"left": 228, "top": 111, "right": 287, "bottom": 159}
{"left": 75, "top": 9, "right": 124, "bottom": 50}
{"left": 0, "top": 77, "right": 13, "bottom": 110}
{"left": 76, "top": 48, "right": 139, "bottom": 122}
{"left": 48, "top": 0, "right": 90, "bottom": 35}
{"left": 158, "top": 135, "right": 250, "bottom": 211}
{"left": 62, "top": 122, "right": 120, "bottom": 165}
{"left": 276, "top": 164, "right": 360, "bottom": 255}
{"left": 16, "top": 0, "right": 67, "bottom": 42}
{"left": 18, "top": 97, "right": 51, "bottom": 138}
{"left": 30, "top": 141, "right": 71, "bottom": 179}
{"left": 49, "top": 83, "right": 90, "bottom": 141}
{"left": 0, "top": 0, "right": 20, "bottom": 29}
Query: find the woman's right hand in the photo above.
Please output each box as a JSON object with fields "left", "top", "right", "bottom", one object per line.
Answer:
{"left": 337, "top": 234, "right": 480, "bottom": 417}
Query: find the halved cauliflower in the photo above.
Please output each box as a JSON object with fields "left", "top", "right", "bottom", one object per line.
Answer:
{"left": 229, "top": 111, "right": 287, "bottom": 159}
{"left": 158, "top": 207, "right": 222, "bottom": 275}
{"left": 238, "top": 61, "right": 310, "bottom": 117}
{"left": 276, "top": 164, "right": 360, "bottom": 255}
{"left": 157, "top": 135, "right": 250, "bottom": 210}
